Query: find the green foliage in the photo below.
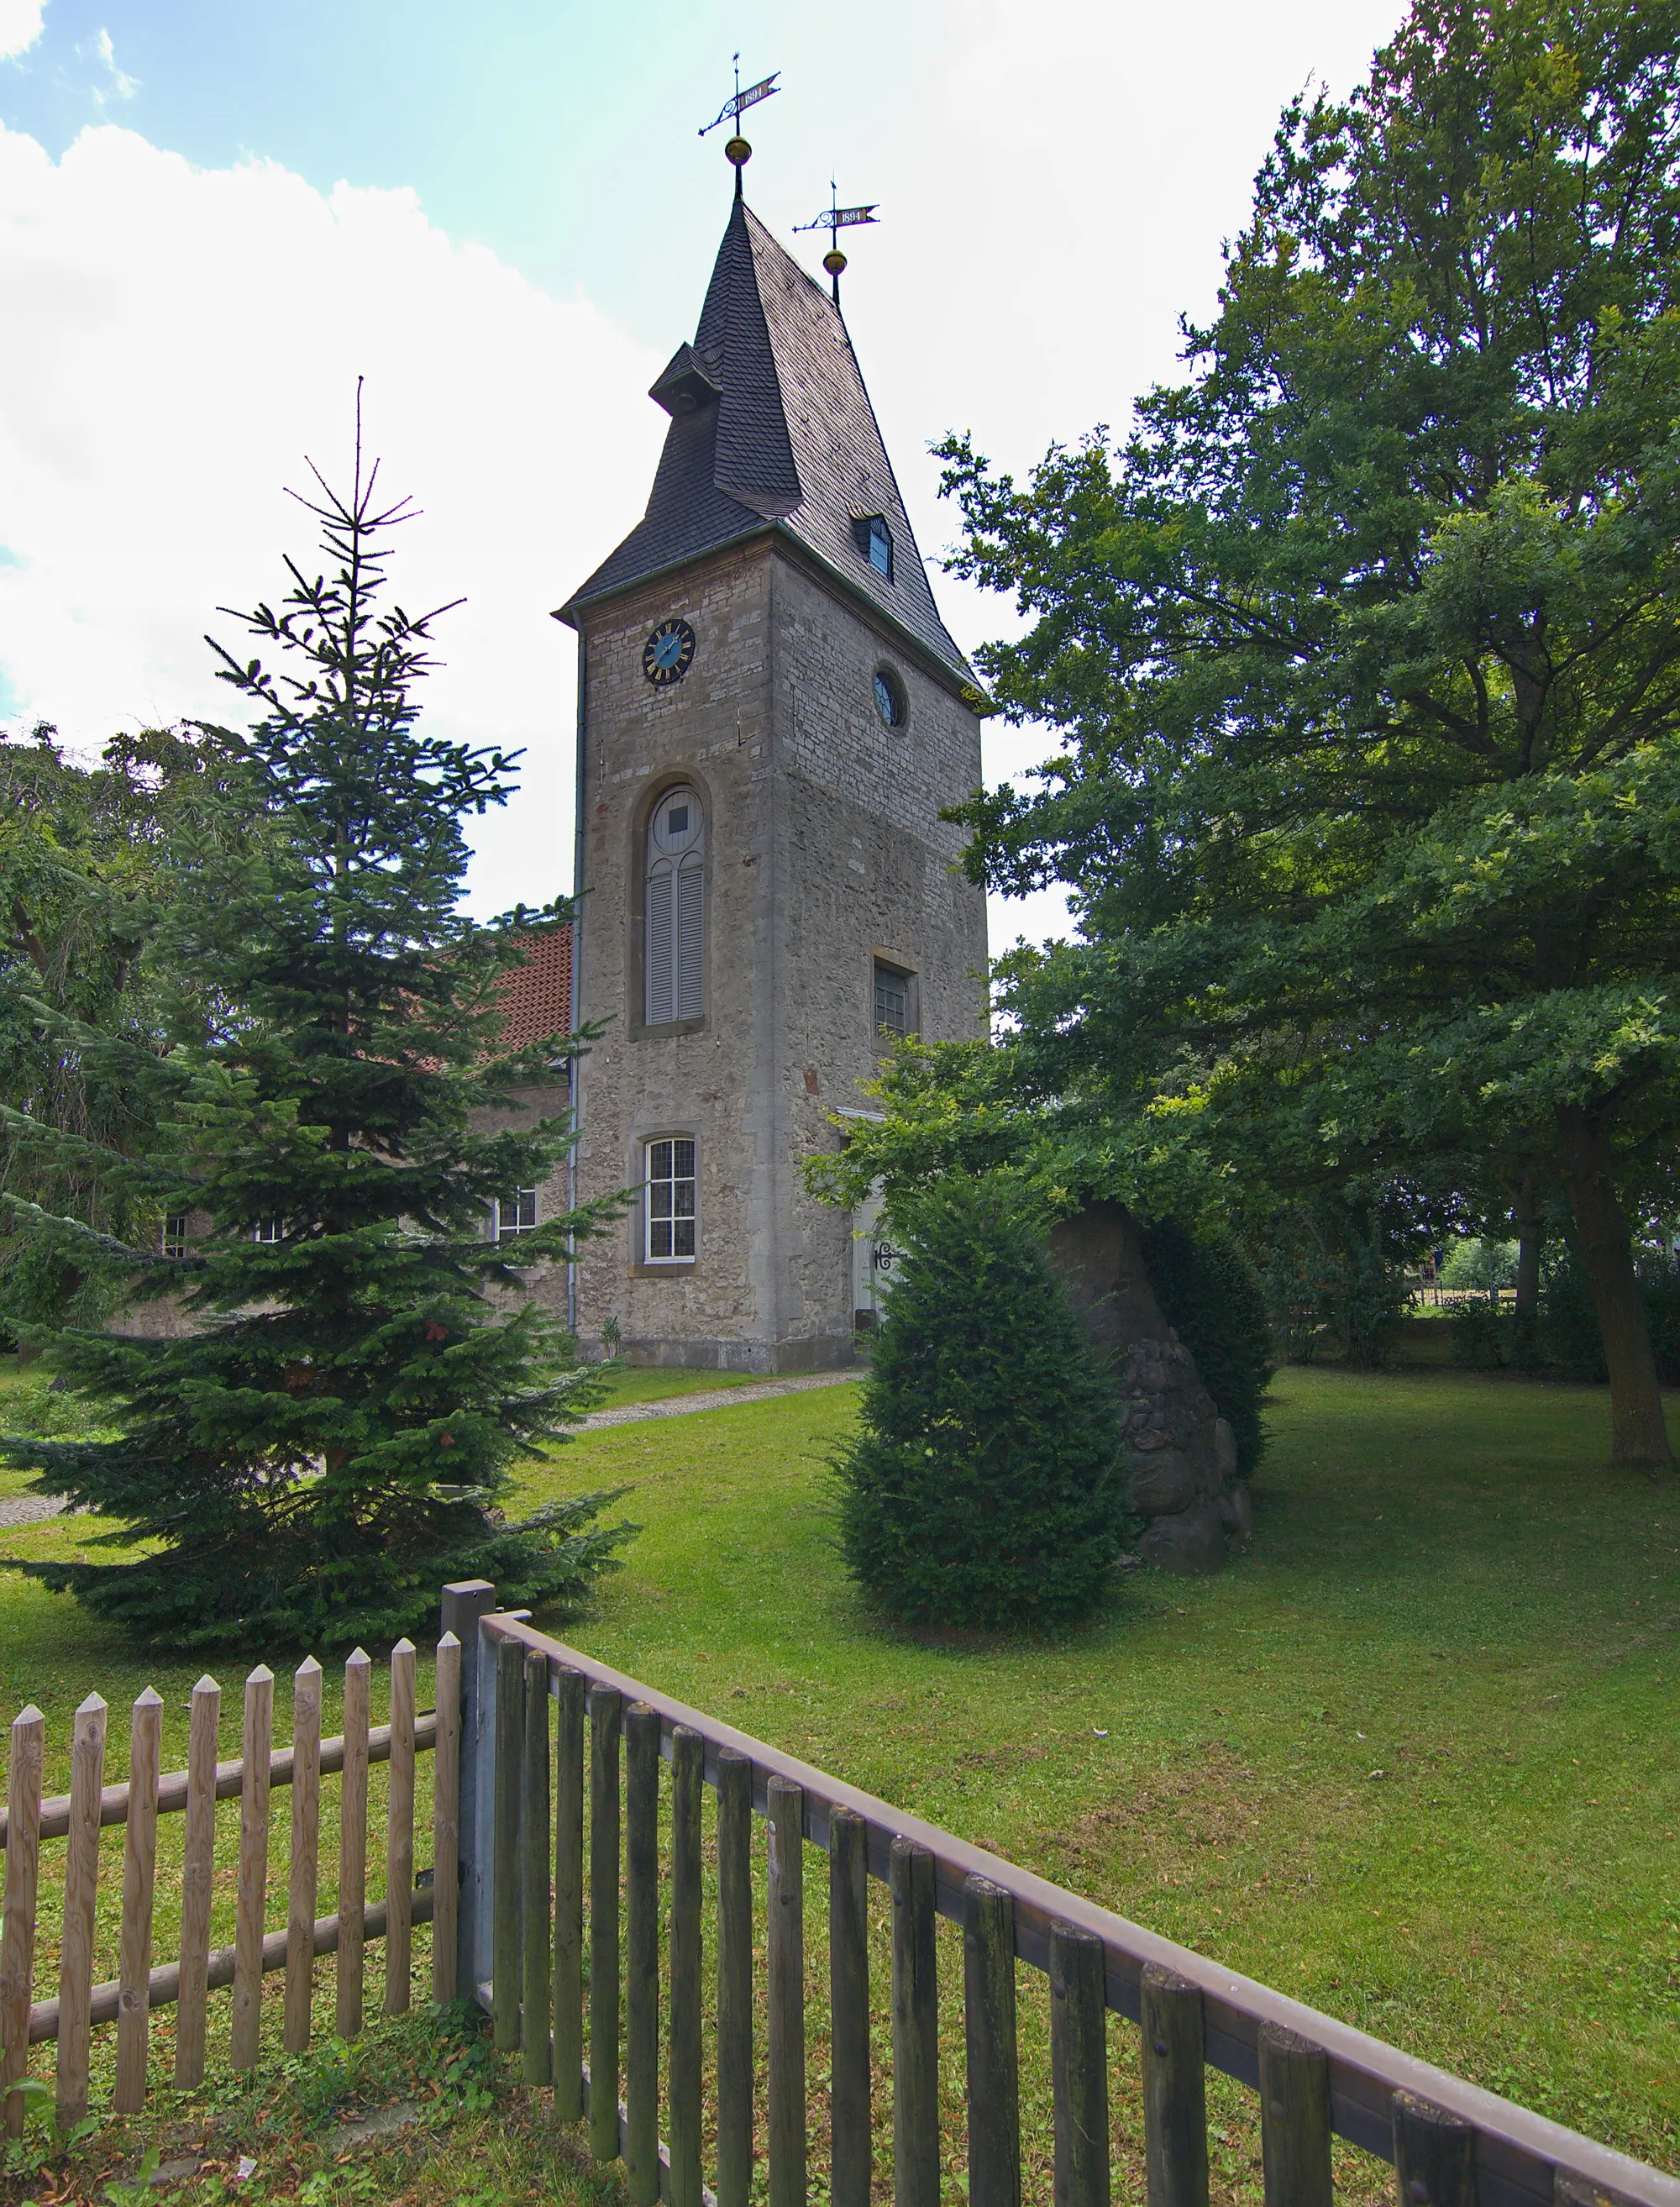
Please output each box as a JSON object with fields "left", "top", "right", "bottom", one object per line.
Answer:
{"left": 1454, "top": 1245, "right": 1680, "bottom": 1379}
{"left": 1441, "top": 1238, "right": 1520, "bottom": 1293}
{"left": 1258, "top": 1189, "right": 1426, "bottom": 1369}
{"left": 1137, "top": 1219, "right": 1273, "bottom": 1474}
{"left": 0, "top": 423, "right": 635, "bottom": 1648}
{"left": 831, "top": 1174, "right": 1131, "bottom": 1628}
{"left": 935, "top": 0, "right": 1680, "bottom": 1462}
{"left": 0, "top": 723, "right": 251, "bottom": 1341}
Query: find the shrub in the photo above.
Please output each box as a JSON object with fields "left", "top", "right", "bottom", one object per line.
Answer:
{"left": 832, "top": 1174, "right": 1131, "bottom": 1629}
{"left": 1138, "top": 1220, "right": 1273, "bottom": 1476}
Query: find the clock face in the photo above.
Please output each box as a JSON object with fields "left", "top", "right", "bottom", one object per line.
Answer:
{"left": 643, "top": 617, "right": 696, "bottom": 687}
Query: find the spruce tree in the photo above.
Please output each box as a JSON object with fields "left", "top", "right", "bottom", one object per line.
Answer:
{"left": 832, "top": 1174, "right": 1130, "bottom": 1629}
{"left": 0, "top": 417, "right": 634, "bottom": 1649}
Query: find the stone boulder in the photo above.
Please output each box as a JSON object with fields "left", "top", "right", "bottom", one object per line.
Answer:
{"left": 1048, "top": 1201, "right": 1249, "bottom": 1575}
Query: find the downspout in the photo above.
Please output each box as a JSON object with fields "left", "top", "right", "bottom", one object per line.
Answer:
{"left": 567, "top": 633, "right": 587, "bottom": 1343}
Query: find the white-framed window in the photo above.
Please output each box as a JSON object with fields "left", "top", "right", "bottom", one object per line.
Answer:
{"left": 489, "top": 1188, "right": 538, "bottom": 1244}
{"left": 646, "top": 787, "right": 704, "bottom": 1025}
{"left": 874, "top": 959, "right": 914, "bottom": 1041}
{"left": 161, "top": 1214, "right": 189, "bottom": 1259}
{"left": 253, "top": 1218, "right": 284, "bottom": 1244}
{"left": 644, "top": 1138, "right": 697, "bottom": 1264}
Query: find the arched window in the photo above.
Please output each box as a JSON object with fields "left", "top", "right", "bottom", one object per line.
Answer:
{"left": 646, "top": 786, "right": 704, "bottom": 1024}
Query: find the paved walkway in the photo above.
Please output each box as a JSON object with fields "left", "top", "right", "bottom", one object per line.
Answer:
{"left": 0, "top": 1492, "right": 71, "bottom": 1528}
{"left": 578, "top": 1367, "right": 864, "bottom": 1430}
{"left": 0, "top": 1370, "right": 865, "bottom": 1521}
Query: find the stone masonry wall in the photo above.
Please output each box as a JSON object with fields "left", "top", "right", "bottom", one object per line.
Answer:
{"left": 567, "top": 538, "right": 986, "bottom": 1370}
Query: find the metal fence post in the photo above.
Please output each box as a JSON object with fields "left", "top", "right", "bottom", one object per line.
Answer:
{"left": 440, "top": 1579, "right": 496, "bottom": 2004}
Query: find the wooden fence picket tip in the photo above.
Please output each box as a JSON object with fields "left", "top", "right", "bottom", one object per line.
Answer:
{"left": 714, "top": 1747, "right": 753, "bottom": 2207}
{"left": 491, "top": 1636, "right": 523, "bottom": 2052}
{"left": 55, "top": 1692, "right": 108, "bottom": 2131}
{"left": 1257, "top": 2020, "right": 1331, "bottom": 2207}
{"left": 338, "top": 1650, "right": 371, "bottom": 2041}
{"left": 230, "top": 1667, "right": 274, "bottom": 2070}
{"left": 767, "top": 1776, "right": 807, "bottom": 2207}
{"left": 113, "top": 1689, "right": 163, "bottom": 2114}
{"left": 965, "top": 1874, "right": 1021, "bottom": 2207}
{"left": 386, "top": 1639, "right": 417, "bottom": 2020}
{"left": 1393, "top": 2092, "right": 1478, "bottom": 2207}
{"left": 828, "top": 1808, "right": 871, "bottom": 2207}
{"left": 891, "top": 1835, "right": 939, "bottom": 2207}
{"left": 1142, "top": 1963, "right": 1206, "bottom": 2207}
{"left": 282, "top": 1659, "right": 322, "bottom": 2057}
{"left": 550, "top": 1664, "right": 585, "bottom": 2120}
{"left": 431, "top": 1634, "right": 462, "bottom": 2007}
{"left": 624, "top": 1704, "right": 662, "bottom": 2205}
{"left": 1052, "top": 1919, "right": 1110, "bottom": 2207}
{"left": 174, "top": 1678, "right": 220, "bottom": 2089}
{"left": 519, "top": 1647, "right": 550, "bottom": 2084}
{"left": 667, "top": 1726, "right": 704, "bottom": 2207}
{"left": 2, "top": 1705, "right": 45, "bottom": 2136}
{"left": 587, "top": 1684, "right": 622, "bottom": 2163}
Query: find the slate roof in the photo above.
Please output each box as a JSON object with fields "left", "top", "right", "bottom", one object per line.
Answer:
{"left": 559, "top": 200, "right": 977, "bottom": 696}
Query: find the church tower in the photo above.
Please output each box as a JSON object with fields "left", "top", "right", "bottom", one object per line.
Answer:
{"left": 555, "top": 189, "right": 988, "bottom": 1372}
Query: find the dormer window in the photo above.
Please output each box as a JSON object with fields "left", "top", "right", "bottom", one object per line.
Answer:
{"left": 853, "top": 514, "right": 893, "bottom": 581}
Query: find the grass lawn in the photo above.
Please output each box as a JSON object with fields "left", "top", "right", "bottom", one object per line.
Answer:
{"left": 508, "top": 1364, "right": 1680, "bottom": 2178}
{"left": 0, "top": 1361, "right": 1675, "bottom": 2202}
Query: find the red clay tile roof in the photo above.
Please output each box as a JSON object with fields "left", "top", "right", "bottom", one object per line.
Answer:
{"left": 495, "top": 925, "right": 573, "bottom": 1052}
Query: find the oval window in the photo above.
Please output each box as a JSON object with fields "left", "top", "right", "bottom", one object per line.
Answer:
{"left": 874, "top": 667, "right": 906, "bottom": 728}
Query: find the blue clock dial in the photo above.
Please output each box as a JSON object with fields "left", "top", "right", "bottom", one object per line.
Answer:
{"left": 643, "top": 617, "right": 696, "bottom": 686}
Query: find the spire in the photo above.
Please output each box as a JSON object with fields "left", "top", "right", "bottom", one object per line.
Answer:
{"left": 558, "top": 201, "right": 976, "bottom": 696}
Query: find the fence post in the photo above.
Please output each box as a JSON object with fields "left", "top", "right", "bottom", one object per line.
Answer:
{"left": 440, "top": 1579, "right": 496, "bottom": 2002}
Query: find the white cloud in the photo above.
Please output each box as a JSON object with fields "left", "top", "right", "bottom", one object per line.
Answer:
{"left": 0, "top": 0, "right": 44, "bottom": 63}
{"left": 82, "top": 27, "right": 138, "bottom": 102}
{"left": 0, "top": 122, "right": 664, "bottom": 912}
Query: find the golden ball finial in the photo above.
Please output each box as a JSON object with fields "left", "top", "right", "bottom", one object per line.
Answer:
{"left": 823, "top": 247, "right": 848, "bottom": 276}
{"left": 725, "top": 136, "right": 752, "bottom": 167}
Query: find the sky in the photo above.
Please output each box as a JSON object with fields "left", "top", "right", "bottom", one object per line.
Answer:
{"left": 0, "top": 0, "right": 1410, "bottom": 948}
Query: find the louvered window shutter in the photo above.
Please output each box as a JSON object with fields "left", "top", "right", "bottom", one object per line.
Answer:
{"left": 647, "top": 865, "right": 675, "bottom": 1024}
{"left": 675, "top": 857, "right": 704, "bottom": 1021}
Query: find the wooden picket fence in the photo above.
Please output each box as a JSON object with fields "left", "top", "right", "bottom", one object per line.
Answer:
{"left": 2, "top": 1581, "right": 1678, "bottom": 2207}
{"left": 0, "top": 1636, "right": 461, "bottom": 2133}
{"left": 448, "top": 1584, "right": 1680, "bottom": 2207}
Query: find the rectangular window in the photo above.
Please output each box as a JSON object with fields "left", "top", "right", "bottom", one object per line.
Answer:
{"left": 645, "top": 1138, "right": 697, "bottom": 1263}
{"left": 874, "top": 959, "right": 911, "bottom": 1040}
{"left": 491, "top": 1188, "right": 538, "bottom": 1244}
{"left": 162, "top": 1214, "right": 189, "bottom": 1259}
{"left": 253, "top": 1218, "right": 284, "bottom": 1244}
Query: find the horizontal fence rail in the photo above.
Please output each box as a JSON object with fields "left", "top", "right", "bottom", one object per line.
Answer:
{"left": 0, "top": 1634, "right": 462, "bottom": 2133}
{"left": 454, "top": 1586, "right": 1680, "bottom": 2207}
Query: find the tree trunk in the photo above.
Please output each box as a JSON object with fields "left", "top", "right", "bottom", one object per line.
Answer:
{"left": 1513, "top": 1174, "right": 1543, "bottom": 1322}
{"left": 1556, "top": 1106, "right": 1672, "bottom": 1470}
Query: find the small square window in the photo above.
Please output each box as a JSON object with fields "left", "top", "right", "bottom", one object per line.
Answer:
{"left": 162, "top": 1214, "right": 189, "bottom": 1259}
{"left": 492, "top": 1188, "right": 538, "bottom": 1244}
{"left": 852, "top": 513, "right": 893, "bottom": 581}
{"left": 874, "top": 960, "right": 912, "bottom": 1041}
{"left": 252, "top": 1218, "right": 284, "bottom": 1244}
{"left": 646, "top": 1138, "right": 697, "bottom": 1263}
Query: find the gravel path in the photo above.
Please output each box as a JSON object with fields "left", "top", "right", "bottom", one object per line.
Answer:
{"left": 577, "top": 1368, "right": 864, "bottom": 1431}
{"left": 0, "top": 1493, "right": 70, "bottom": 1527}
{"left": 0, "top": 1371, "right": 864, "bottom": 1521}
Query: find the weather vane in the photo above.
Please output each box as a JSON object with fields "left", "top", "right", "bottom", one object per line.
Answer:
{"left": 699, "top": 55, "right": 780, "bottom": 197}
{"left": 795, "top": 181, "right": 880, "bottom": 305}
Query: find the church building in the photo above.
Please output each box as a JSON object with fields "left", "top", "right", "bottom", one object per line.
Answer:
{"left": 547, "top": 179, "right": 989, "bottom": 1372}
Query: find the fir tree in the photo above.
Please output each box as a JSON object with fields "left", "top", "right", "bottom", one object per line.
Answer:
{"left": 0, "top": 410, "right": 634, "bottom": 1648}
{"left": 832, "top": 1174, "right": 1131, "bottom": 1629}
